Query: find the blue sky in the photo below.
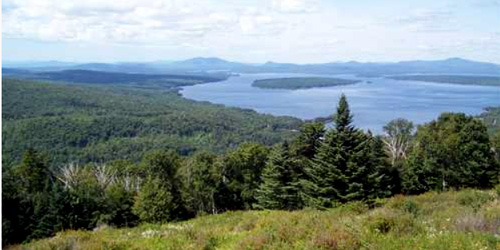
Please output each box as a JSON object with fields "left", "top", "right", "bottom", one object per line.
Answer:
{"left": 2, "top": 0, "right": 500, "bottom": 63}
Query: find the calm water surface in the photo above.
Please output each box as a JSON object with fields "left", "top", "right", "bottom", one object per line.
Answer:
{"left": 181, "top": 73, "right": 500, "bottom": 133}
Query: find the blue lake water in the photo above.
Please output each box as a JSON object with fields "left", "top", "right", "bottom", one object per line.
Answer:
{"left": 180, "top": 73, "right": 500, "bottom": 133}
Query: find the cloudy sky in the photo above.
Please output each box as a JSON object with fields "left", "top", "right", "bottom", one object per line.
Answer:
{"left": 2, "top": 0, "right": 500, "bottom": 63}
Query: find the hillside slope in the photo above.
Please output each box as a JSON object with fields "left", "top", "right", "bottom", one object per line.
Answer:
{"left": 2, "top": 78, "right": 301, "bottom": 165}
{"left": 12, "top": 189, "right": 500, "bottom": 250}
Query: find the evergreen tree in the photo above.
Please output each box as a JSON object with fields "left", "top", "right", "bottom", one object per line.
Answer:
{"left": 368, "top": 134, "right": 397, "bottom": 197}
{"left": 255, "top": 142, "right": 305, "bottom": 210}
{"left": 303, "top": 94, "right": 388, "bottom": 207}
{"left": 254, "top": 144, "right": 287, "bottom": 209}
{"left": 291, "top": 122, "right": 325, "bottom": 159}
{"left": 15, "top": 149, "right": 51, "bottom": 194}
{"left": 2, "top": 149, "right": 59, "bottom": 244}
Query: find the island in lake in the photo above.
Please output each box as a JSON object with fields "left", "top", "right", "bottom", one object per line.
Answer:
{"left": 387, "top": 75, "right": 500, "bottom": 87}
{"left": 252, "top": 77, "right": 361, "bottom": 90}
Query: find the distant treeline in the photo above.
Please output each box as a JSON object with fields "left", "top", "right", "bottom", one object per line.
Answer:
{"left": 3, "top": 94, "right": 500, "bottom": 246}
{"left": 2, "top": 69, "right": 226, "bottom": 88}
{"left": 252, "top": 77, "right": 360, "bottom": 89}
{"left": 387, "top": 75, "right": 500, "bottom": 87}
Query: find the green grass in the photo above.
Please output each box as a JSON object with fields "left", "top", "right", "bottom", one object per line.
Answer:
{"left": 11, "top": 189, "right": 500, "bottom": 250}
{"left": 252, "top": 77, "right": 361, "bottom": 90}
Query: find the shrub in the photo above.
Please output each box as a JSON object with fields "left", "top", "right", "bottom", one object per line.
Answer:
{"left": 386, "top": 195, "right": 420, "bottom": 216}
{"left": 495, "top": 183, "right": 500, "bottom": 197}
{"left": 311, "top": 227, "right": 360, "bottom": 250}
{"left": 336, "top": 201, "right": 369, "bottom": 215}
{"left": 365, "top": 208, "right": 421, "bottom": 235}
{"left": 456, "top": 190, "right": 496, "bottom": 212}
{"left": 454, "top": 214, "right": 499, "bottom": 234}
{"left": 402, "top": 200, "right": 420, "bottom": 216}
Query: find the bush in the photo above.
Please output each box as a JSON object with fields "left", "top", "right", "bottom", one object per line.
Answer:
{"left": 454, "top": 214, "right": 499, "bottom": 234}
{"left": 365, "top": 208, "right": 421, "bottom": 235}
{"left": 311, "top": 227, "right": 360, "bottom": 250}
{"left": 456, "top": 190, "right": 496, "bottom": 212}
{"left": 336, "top": 201, "right": 369, "bottom": 215}
{"left": 495, "top": 183, "right": 500, "bottom": 197}
{"left": 386, "top": 195, "right": 420, "bottom": 216}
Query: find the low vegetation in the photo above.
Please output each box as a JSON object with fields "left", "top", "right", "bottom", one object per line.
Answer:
{"left": 252, "top": 77, "right": 360, "bottom": 90}
{"left": 387, "top": 75, "right": 500, "bottom": 87}
{"left": 10, "top": 189, "right": 500, "bottom": 250}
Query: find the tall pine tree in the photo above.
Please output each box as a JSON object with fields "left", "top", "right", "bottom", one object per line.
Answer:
{"left": 255, "top": 142, "right": 304, "bottom": 210}
{"left": 303, "top": 94, "right": 388, "bottom": 208}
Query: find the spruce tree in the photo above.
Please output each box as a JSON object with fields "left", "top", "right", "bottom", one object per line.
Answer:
{"left": 291, "top": 122, "right": 325, "bottom": 159}
{"left": 303, "top": 94, "right": 387, "bottom": 207}
{"left": 254, "top": 144, "right": 287, "bottom": 209}
{"left": 290, "top": 122, "right": 325, "bottom": 207}
{"left": 255, "top": 142, "right": 304, "bottom": 210}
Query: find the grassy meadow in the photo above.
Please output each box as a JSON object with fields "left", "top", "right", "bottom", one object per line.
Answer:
{"left": 10, "top": 188, "right": 500, "bottom": 250}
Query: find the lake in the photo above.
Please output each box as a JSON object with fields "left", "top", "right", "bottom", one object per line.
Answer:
{"left": 181, "top": 73, "right": 500, "bottom": 133}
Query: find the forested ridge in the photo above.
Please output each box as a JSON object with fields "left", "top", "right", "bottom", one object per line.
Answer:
{"left": 3, "top": 77, "right": 500, "bottom": 246}
{"left": 387, "top": 75, "right": 500, "bottom": 87}
{"left": 252, "top": 77, "right": 360, "bottom": 89}
{"left": 3, "top": 69, "right": 226, "bottom": 88}
{"left": 2, "top": 78, "right": 301, "bottom": 165}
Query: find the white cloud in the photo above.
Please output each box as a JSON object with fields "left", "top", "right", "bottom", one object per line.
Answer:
{"left": 2, "top": 0, "right": 500, "bottom": 63}
{"left": 2, "top": 0, "right": 238, "bottom": 44}
{"left": 3, "top": 0, "right": 299, "bottom": 45}
{"left": 272, "top": 0, "right": 320, "bottom": 13}
{"left": 393, "top": 9, "right": 459, "bottom": 32}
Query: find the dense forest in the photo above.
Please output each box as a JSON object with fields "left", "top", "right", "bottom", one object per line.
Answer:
{"left": 3, "top": 90, "right": 500, "bottom": 246}
{"left": 2, "top": 69, "right": 226, "bottom": 88}
{"left": 252, "top": 77, "right": 360, "bottom": 89}
{"left": 2, "top": 78, "right": 302, "bottom": 165}
{"left": 387, "top": 75, "right": 500, "bottom": 87}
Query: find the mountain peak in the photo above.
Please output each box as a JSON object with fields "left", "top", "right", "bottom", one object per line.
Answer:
{"left": 182, "top": 57, "right": 230, "bottom": 64}
{"left": 444, "top": 57, "right": 469, "bottom": 62}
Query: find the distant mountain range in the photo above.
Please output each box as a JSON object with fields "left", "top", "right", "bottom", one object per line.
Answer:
{"left": 4, "top": 57, "right": 500, "bottom": 76}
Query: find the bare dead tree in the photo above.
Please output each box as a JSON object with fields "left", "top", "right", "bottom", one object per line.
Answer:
{"left": 382, "top": 118, "right": 414, "bottom": 167}
{"left": 93, "top": 164, "right": 116, "bottom": 190}
{"left": 55, "top": 163, "right": 82, "bottom": 190}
